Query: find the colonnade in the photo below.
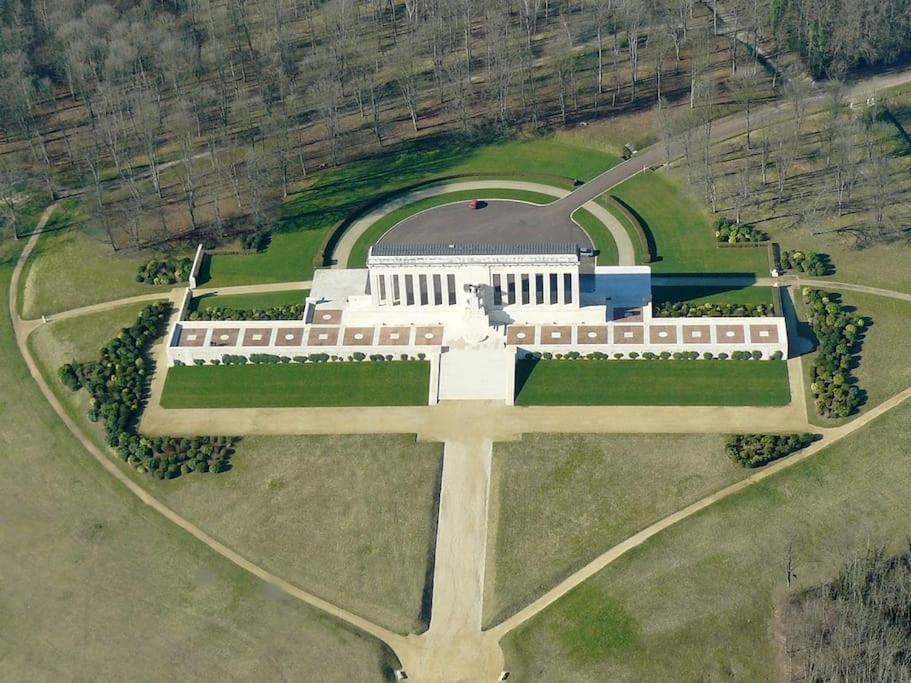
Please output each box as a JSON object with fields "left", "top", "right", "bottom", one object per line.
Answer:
{"left": 370, "top": 268, "right": 580, "bottom": 309}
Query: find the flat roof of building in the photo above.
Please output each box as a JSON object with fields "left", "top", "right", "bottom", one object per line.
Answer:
{"left": 369, "top": 242, "right": 578, "bottom": 258}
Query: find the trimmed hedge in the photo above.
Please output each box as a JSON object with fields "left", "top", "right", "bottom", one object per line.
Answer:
{"left": 725, "top": 433, "right": 817, "bottom": 468}
{"left": 188, "top": 303, "right": 305, "bottom": 321}
{"left": 804, "top": 289, "right": 864, "bottom": 419}
{"left": 58, "top": 303, "right": 236, "bottom": 478}
{"left": 655, "top": 301, "right": 773, "bottom": 318}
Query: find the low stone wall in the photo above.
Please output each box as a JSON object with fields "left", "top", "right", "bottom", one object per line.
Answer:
{"left": 187, "top": 243, "right": 205, "bottom": 289}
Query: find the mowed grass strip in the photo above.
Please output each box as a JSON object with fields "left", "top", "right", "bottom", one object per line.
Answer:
{"left": 347, "top": 189, "right": 559, "bottom": 267}
{"left": 515, "top": 360, "right": 790, "bottom": 406}
{"left": 193, "top": 289, "right": 308, "bottom": 312}
{"left": 161, "top": 361, "right": 430, "bottom": 408}
{"left": 652, "top": 284, "right": 773, "bottom": 307}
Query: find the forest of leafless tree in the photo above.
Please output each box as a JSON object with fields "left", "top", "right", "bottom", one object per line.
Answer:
{"left": 1, "top": 0, "right": 909, "bottom": 250}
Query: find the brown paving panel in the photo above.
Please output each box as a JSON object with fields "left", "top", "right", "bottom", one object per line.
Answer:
{"left": 682, "top": 325, "right": 712, "bottom": 344}
{"left": 614, "top": 325, "right": 644, "bottom": 344}
{"left": 312, "top": 308, "right": 342, "bottom": 325}
{"left": 242, "top": 328, "right": 274, "bottom": 347}
{"left": 378, "top": 326, "right": 411, "bottom": 345}
{"left": 506, "top": 325, "right": 536, "bottom": 345}
{"left": 541, "top": 325, "right": 572, "bottom": 345}
{"left": 307, "top": 327, "right": 340, "bottom": 346}
{"left": 716, "top": 324, "right": 746, "bottom": 344}
{"left": 176, "top": 326, "right": 206, "bottom": 347}
{"left": 415, "top": 326, "right": 444, "bottom": 346}
{"left": 578, "top": 325, "right": 608, "bottom": 344}
{"left": 749, "top": 323, "right": 780, "bottom": 344}
{"left": 275, "top": 328, "right": 304, "bottom": 347}
{"left": 209, "top": 327, "right": 240, "bottom": 347}
{"left": 343, "top": 327, "right": 376, "bottom": 346}
{"left": 649, "top": 324, "right": 678, "bottom": 344}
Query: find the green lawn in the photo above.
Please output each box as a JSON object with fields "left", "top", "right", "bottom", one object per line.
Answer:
{"left": 652, "top": 283, "right": 774, "bottom": 306}
{"left": 515, "top": 359, "right": 790, "bottom": 406}
{"left": 203, "top": 135, "right": 618, "bottom": 287}
{"left": 612, "top": 171, "right": 769, "bottom": 276}
{"left": 161, "top": 362, "right": 430, "bottom": 408}
{"left": 484, "top": 433, "right": 746, "bottom": 627}
{"left": 192, "top": 289, "right": 308, "bottom": 312}
{"left": 145, "top": 434, "right": 443, "bottom": 635}
{"left": 571, "top": 207, "right": 619, "bottom": 266}
{"left": 1, "top": 235, "right": 394, "bottom": 680}
{"left": 347, "top": 189, "right": 559, "bottom": 268}
{"left": 501, "top": 400, "right": 911, "bottom": 681}
{"left": 796, "top": 289, "right": 911, "bottom": 426}
{"left": 19, "top": 199, "right": 181, "bottom": 318}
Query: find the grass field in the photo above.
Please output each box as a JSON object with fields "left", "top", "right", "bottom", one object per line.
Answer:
{"left": 571, "top": 207, "right": 620, "bottom": 266}
{"left": 18, "top": 199, "right": 182, "bottom": 318}
{"left": 501, "top": 400, "right": 911, "bottom": 681}
{"left": 204, "top": 135, "right": 618, "bottom": 286}
{"left": 145, "top": 434, "right": 443, "bottom": 635}
{"left": 515, "top": 359, "right": 790, "bottom": 406}
{"left": 1, "top": 236, "right": 395, "bottom": 680}
{"left": 796, "top": 289, "right": 911, "bottom": 426}
{"left": 346, "top": 188, "right": 560, "bottom": 268}
{"left": 612, "top": 171, "right": 769, "bottom": 276}
{"left": 483, "top": 433, "right": 745, "bottom": 627}
{"left": 192, "top": 289, "right": 308, "bottom": 312}
{"left": 161, "top": 362, "right": 430, "bottom": 408}
{"left": 652, "top": 283, "right": 773, "bottom": 306}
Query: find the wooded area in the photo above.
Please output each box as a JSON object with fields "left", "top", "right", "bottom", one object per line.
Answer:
{"left": 784, "top": 545, "right": 911, "bottom": 681}
{"left": 1, "top": 0, "right": 910, "bottom": 252}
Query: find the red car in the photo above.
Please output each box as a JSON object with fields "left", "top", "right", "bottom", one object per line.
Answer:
{"left": 468, "top": 199, "right": 480, "bottom": 209}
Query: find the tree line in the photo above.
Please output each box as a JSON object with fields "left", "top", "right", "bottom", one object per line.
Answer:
{"left": 2, "top": 0, "right": 911, "bottom": 251}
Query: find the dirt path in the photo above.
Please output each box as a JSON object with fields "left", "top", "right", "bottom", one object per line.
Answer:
{"left": 8, "top": 205, "right": 414, "bottom": 670}
{"left": 396, "top": 438, "right": 505, "bottom": 681}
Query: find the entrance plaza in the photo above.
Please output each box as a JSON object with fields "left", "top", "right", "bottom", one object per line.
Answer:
{"left": 167, "top": 242, "right": 788, "bottom": 403}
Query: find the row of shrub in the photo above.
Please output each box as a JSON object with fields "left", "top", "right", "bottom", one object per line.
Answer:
{"left": 523, "top": 349, "right": 784, "bottom": 361}
{"left": 187, "top": 303, "right": 305, "bottom": 321}
{"left": 714, "top": 217, "right": 768, "bottom": 243}
{"left": 804, "top": 289, "right": 864, "bottom": 419}
{"left": 780, "top": 250, "right": 827, "bottom": 276}
{"left": 58, "top": 303, "right": 235, "bottom": 479}
{"left": 136, "top": 257, "right": 193, "bottom": 285}
{"left": 177, "top": 352, "right": 429, "bottom": 366}
{"left": 655, "top": 301, "right": 773, "bottom": 318}
{"left": 725, "top": 433, "right": 818, "bottom": 468}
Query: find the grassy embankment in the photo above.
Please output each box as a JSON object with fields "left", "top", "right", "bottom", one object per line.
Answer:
{"left": 501, "top": 401, "right": 911, "bottom": 681}
{"left": 483, "top": 433, "right": 746, "bottom": 626}
{"left": 1, "top": 232, "right": 397, "bottom": 679}
{"left": 610, "top": 170, "right": 769, "bottom": 276}
{"left": 27, "top": 298, "right": 441, "bottom": 635}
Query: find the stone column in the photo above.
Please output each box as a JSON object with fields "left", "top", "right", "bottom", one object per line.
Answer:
{"left": 571, "top": 271, "right": 580, "bottom": 309}
{"left": 528, "top": 271, "right": 538, "bottom": 306}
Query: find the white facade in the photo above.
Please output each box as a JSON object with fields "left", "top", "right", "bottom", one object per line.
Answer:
{"left": 167, "top": 243, "right": 789, "bottom": 402}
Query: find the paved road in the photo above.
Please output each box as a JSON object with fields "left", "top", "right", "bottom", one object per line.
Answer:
{"left": 379, "top": 198, "right": 593, "bottom": 248}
